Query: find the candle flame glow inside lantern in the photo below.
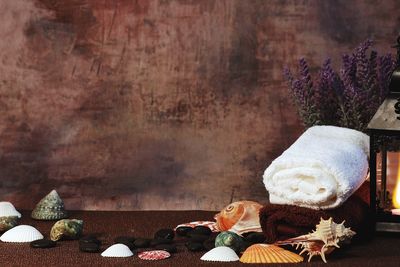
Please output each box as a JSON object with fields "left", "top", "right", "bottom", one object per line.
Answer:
{"left": 393, "top": 156, "right": 400, "bottom": 208}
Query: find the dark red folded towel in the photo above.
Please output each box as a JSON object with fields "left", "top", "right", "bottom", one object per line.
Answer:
{"left": 259, "top": 182, "right": 372, "bottom": 243}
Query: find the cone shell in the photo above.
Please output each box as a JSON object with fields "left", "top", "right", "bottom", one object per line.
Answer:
{"left": 101, "top": 244, "right": 133, "bottom": 257}
{"left": 214, "top": 201, "right": 263, "bottom": 235}
{"left": 0, "top": 202, "right": 21, "bottom": 218}
{"left": 0, "top": 216, "right": 19, "bottom": 232}
{"left": 31, "top": 190, "right": 68, "bottom": 220}
{"left": 0, "top": 225, "right": 44, "bottom": 243}
{"left": 200, "top": 246, "right": 239, "bottom": 262}
{"left": 50, "top": 219, "right": 84, "bottom": 241}
{"left": 240, "top": 244, "right": 303, "bottom": 263}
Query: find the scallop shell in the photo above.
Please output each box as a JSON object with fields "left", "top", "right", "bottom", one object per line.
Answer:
{"left": 214, "top": 200, "right": 263, "bottom": 235}
{"left": 50, "top": 219, "right": 83, "bottom": 241}
{"left": 31, "top": 190, "right": 68, "bottom": 220}
{"left": 0, "top": 216, "right": 19, "bottom": 232}
{"left": 0, "top": 225, "right": 44, "bottom": 242}
{"left": 240, "top": 244, "right": 303, "bottom": 263}
{"left": 101, "top": 244, "right": 134, "bottom": 257}
{"left": 215, "top": 231, "right": 247, "bottom": 253}
{"left": 200, "top": 246, "right": 239, "bottom": 262}
{"left": 0, "top": 202, "right": 21, "bottom": 218}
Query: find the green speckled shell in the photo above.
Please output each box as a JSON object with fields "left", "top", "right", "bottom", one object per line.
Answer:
{"left": 31, "top": 190, "right": 68, "bottom": 220}
{"left": 0, "top": 216, "right": 18, "bottom": 232}
{"left": 215, "top": 231, "right": 247, "bottom": 253}
{"left": 50, "top": 219, "right": 84, "bottom": 241}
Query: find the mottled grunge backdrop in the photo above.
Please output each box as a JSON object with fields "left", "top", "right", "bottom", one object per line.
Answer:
{"left": 0, "top": 0, "right": 398, "bottom": 210}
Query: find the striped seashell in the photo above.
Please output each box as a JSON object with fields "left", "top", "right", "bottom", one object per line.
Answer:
{"left": 0, "top": 225, "right": 44, "bottom": 243}
{"left": 101, "top": 244, "right": 133, "bottom": 257}
{"left": 201, "top": 246, "right": 239, "bottom": 262}
{"left": 240, "top": 244, "right": 303, "bottom": 263}
{"left": 0, "top": 202, "right": 21, "bottom": 218}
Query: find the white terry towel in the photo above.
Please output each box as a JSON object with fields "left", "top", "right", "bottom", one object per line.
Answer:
{"left": 263, "top": 125, "right": 369, "bottom": 210}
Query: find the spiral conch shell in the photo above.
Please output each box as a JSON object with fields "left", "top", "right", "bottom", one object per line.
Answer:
{"left": 214, "top": 201, "right": 263, "bottom": 235}
{"left": 275, "top": 217, "right": 356, "bottom": 263}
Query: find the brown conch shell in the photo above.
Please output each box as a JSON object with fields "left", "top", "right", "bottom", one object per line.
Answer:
{"left": 214, "top": 201, "right": 263, "bottom": 235}
{"left": 275, "top": 217, "right": 356, "bottom": 263}
{"left": 240, "top": 244, "right": 303, "bottom": 263}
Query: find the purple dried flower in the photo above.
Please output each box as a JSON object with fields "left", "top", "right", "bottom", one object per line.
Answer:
{"left": 284, "top": 39, "right": 396, "bottom": 132}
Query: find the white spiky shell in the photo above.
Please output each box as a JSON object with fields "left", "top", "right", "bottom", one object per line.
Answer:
{"left": 275, "top": 217, "right": 356, "bottom": 263}
{"left": 101, "top": 244, "right": 133, "bottom": 257}
{"left": 0, "top": 225, "right": 43, "bottom": 242}
{"left": 201, "top": 246, "right": 239, "bottom": 262}
{"left": 0, "top": 202, "right": 21, "bottom": 218}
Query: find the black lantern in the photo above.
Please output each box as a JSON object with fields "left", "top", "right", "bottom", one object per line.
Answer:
{"left": 368, "top": 37, "right": 400, "bottom": 232}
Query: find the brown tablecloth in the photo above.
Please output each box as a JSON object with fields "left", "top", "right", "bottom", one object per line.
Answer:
{"left": 0, "top": 210, "right": 399, "bottom": 266}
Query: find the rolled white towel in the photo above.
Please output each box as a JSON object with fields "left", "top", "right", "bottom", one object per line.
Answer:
{"left": 263, "top": 125, "right": 369, "bottom": 210}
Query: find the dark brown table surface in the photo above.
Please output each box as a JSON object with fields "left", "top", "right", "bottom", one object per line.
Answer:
{"left": 0, "top": 210, "right": 399, "bottom": 266}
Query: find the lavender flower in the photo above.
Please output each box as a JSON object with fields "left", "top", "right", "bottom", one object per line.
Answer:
{"left": 284, "top": 39, "right": 396, "bottom": 132}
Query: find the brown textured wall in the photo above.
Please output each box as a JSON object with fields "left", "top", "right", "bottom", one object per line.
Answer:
{"left": 0, "top": 0, "right": 398, "bottom": 210}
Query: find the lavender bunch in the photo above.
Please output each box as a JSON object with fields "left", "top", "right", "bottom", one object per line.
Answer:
{"left": 284, "top": 40, "right": 396, "bottom": 132}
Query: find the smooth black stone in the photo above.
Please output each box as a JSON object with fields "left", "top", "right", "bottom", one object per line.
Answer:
{"left": 114, "top": 236, "right": 135, "bottom": 244}
{"left": 243, "top": 232, "right": 266, "bottom": 244}
{"left": 30, "top": 239, "right": 56, "bottom": 248}
{"left": 192, "top": 226, "right": 212, "bottom": 236}
{"left": 150, "top": 238, "right": 173, "bottom": 246}
{"left": 155, "top": 244, "right": 177, "bottom": 253}
{"left": 185, "top": 241, "right": 205, "bottom": 252}
{"left": 203, "top": 238, "right": 215, "bottom": 251}
{"left": 176, "top": 226, "right": 193, "bottom": 237}
{"left": 79, "top": 236, "right": 101, "bottom": 246}
{"left": 154, "top": 228, "right": 175, "bottom": 240}
{"left": 133, "top": 238, "right": 151, "bottom": 248}
{"left": 79, "top": 242, "right": 101, "bottom": 253}
{"left": 187, "top": 233, "right": 209, "bottom": 243}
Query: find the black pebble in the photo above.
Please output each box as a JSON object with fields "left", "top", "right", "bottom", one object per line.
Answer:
{"left": 114, "top": 236, "right": 135, "bottom": 244}
{"left": 203, "top": 238, "right": 215, "bottom": 251}
{"left": 155, "top": 244, "right": 177, "bottom": 253}
{"left": 176, "top": 226, "right": 193, "bottom": 236}
{"left": 79, "top": 242, "right": 101, "bottom": 253}
{"left": 187, "top": 233, "right": 209, "bottom": 243}
{"left": 79, "top": 235, "right": 101, "bottom": 246}
{"left": 192, "top": 226, "right": 212, "bottom": 236}
{"left": 30, "top": 239, "right": 56, "bottom": 249}
{"left": 185, "top": 241, "right": 205, "bottom": 252}
{"left": 243, "top": 232, "right": 266, "bottom": 244}
{"left": 150, "top": 238, "right": 173, "bottom": 246}
{"left": 134, "top": 238, "right": 151, "bottom": 248}
{"left": 154, "top": 229, "right": 175, "bottom": 240}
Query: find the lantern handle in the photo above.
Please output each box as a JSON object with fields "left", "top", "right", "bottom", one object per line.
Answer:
{"left": 392, "top": 35, "right": 400, "bottom": 66}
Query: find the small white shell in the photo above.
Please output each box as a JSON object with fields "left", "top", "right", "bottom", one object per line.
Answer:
{"left": 0, "top": 202, "right": 21, "bottom": 218}
{"left": 201, "top": 246, "right": 239, "bottom": 262}
{"left": 101, "top": 244, "right": 134, "bottom": 257}
{"left": 0, "top": 225, "right": 43, "bottom": 242}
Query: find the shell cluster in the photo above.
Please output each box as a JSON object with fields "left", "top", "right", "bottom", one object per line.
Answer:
{"left": 240, "top": 244, "right": 303, "bottom": 263}
{"left": 50, "top": 219, "right": 84, "bottom": 241}
{"left": 275, "top": 217, "right": 356, "bottom": 263}
{"left": 31, "top": 190, "right": 68, "bottom": 220}
{"left": 214, "top": 201, "right": 263, "bottom": 235}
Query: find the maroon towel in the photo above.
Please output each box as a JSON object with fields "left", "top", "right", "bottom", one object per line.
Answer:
{"left": 259, "top": 182, "right": 372, "bottom": 243}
